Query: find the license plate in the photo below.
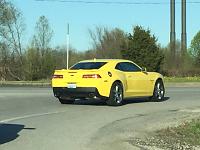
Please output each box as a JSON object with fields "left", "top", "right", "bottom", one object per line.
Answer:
{"left": 67, "top": 84, "right": 77, "bottom": 89}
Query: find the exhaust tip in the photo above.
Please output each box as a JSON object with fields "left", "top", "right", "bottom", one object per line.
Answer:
{"left": 89, "top": 93, "right": 96, "bottom": 98}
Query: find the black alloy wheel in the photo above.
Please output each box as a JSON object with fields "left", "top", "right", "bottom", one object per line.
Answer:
{"left": 106, "top": 82, "right": 123, "bottom": 106}
{"left": 150, "top": 80, "right": 165, "bottom": 102}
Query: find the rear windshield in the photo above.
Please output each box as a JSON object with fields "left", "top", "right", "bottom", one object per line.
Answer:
{"left": 70, "top": 62, "right": 107, "bottom": 70}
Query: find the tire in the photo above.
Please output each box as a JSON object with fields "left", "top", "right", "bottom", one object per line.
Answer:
{"left": 58, "top": 98, "right": 75, "bottom": 104}
{"left": 106, "top": 82, "right": 123, "bottom": 106}
{"left": 150, "top": 79, "right": 165, "bottom": 102}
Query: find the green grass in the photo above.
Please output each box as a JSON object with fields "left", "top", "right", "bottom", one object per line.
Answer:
{"left": 0, "top": 77, "right": 200, "bottom": 87}
{"left": 129, "top": 119, "right": 200, "bottom": 149}
{"left": 155, "top": 119, "right": 200, "bottom": 146}
{"left": 0, "top": 80, "right": 51, "bottom": 87}
{"left": 164, "top": 76, "right": 200, "bottom": 82}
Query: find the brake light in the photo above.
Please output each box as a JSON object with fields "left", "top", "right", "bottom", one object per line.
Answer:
{"left": 52, "top": 74, "right": 63, "bottom": 79}
{"left": 82, "top": 74, "right": 101, "bottom": 78}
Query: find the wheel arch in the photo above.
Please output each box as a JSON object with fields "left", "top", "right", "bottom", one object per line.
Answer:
{"left": 154, "top": 77, "right": 165, "bottom": 94}
{"left": 156, "top": 77, "right": 163, "bottom": 82}
{"left": 114, "top": 79, "right": 123, "bottom": 85}
{"left": 112, "top": 80, "right": 124, "bottom": 93}
{"left": 155, "top": 77, "right": 164, "bottom": 86}
{"left": 150, "top": 77, "right": 165, "bottom": 101}
{"left": 106, "top": 80, "right": 124, "bottom": 106}
{"left": 151, "top": 77, "right": 165, "bottom": 95}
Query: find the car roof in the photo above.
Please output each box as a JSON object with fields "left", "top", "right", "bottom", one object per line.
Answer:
{"left": 77, "top": 59, "right": 141, "bottom": 70}
{"left": 79, "top": 59, "right": 132, "bottom": 63}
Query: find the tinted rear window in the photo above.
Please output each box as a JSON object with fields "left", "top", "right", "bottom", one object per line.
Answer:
{"left": 70, "top": 62, "right": 107, "bottom": 70}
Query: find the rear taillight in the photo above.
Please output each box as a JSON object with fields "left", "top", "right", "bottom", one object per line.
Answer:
{"left": 52, "top": 74, "right": 63, "bottom": 79}
{"left": 82, "top": 74, "right": 101, "bottom": 79}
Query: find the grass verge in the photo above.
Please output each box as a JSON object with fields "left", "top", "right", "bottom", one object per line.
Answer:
{"left": 0, "top": 77, "right": 200, "bottom": 87}
{"left": 164, "top": 76, "right": 200, "bottom": 82}
{"left": 154, "top": 119, "right": 200, "bottom": 147}
{"left": 129, "top": 119, "right": 200, "bottom": 149}
{"left": 0, "top": 80, "right": 51, "bottom": 87}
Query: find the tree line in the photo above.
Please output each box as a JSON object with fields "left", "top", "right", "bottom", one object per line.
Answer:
{"left": 0, "top": 0, "right": 200, "bottom": 81}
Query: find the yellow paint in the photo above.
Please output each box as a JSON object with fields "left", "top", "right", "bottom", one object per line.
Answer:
{"left": 52, "top": 59, "right": 164, "bottom": 98}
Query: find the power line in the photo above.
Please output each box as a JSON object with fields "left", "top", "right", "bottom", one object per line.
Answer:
{"left": 35, "top": 0, "right": 200, "bottom": 5}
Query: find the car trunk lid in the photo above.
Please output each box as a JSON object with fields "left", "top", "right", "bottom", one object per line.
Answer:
{"left": 53, "top": 69, "right": 101, "bottom": 83}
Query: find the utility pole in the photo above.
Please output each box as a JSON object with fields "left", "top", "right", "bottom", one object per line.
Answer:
{"left": 67, "top": 23, "right": 69, "bottom": 69}
{"left": 170, "top": 0, "right": 176, "bottom": 60}
{"left": 181, "top": 0, "right": 187, "bottom": 57}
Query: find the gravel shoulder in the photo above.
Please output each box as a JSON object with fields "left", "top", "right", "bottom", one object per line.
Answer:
{"left": 126, "top": 110, "right": 200, "bottom": 150}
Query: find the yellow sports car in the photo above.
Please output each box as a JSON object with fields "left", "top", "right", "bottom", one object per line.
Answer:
{"left": 52, "top": 59, "right": 165, "bottom": 106}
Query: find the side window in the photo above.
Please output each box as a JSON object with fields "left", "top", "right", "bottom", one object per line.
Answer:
{"left": 115, "top": 62, "right": 141, "bottom": 72}
{"left": 115, "top": 63, "right": 123, "bottom": 71}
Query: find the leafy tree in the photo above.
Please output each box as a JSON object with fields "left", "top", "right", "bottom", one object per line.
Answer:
{"left": 121, "top": 26, "right": 164, "bottom": 72}
{"left": 89, "top": 27, "right": 127, "bottom": 59}
{"left": 189, "top": 31, "right": 200, "bottom": 66}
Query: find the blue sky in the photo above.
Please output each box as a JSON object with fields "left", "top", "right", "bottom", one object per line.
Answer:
{"left": 13, "top": 0, "right": 200, "bottom": 51}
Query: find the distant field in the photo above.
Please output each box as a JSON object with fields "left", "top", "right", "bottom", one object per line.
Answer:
{"left": 164, "top": 77, "right": 200, "bottom": 82}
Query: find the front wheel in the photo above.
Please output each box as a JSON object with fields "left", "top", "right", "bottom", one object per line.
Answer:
{"left": 150, "top": 80, "right": 165, "bottom": 102}
{"left": 58, "top": 98, "right": 75, "bottom": 104}
{"left": 106, "top": 82, "right": 123, "bottom": 106}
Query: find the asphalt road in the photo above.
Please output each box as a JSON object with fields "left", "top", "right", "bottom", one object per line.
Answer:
{"left": 0, "top": 87, "right": 200, "bottom": 150}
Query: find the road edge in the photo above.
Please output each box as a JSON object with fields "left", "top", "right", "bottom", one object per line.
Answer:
{"left": 1, "top": 81, "right": 200, "bottom": 87}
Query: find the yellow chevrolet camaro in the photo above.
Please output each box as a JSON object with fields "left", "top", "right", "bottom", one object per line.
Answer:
{"left": 52, "top": 59, "right": 165, "bottom": 106}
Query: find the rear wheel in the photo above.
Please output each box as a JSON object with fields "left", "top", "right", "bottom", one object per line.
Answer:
{"left": 150, "top": 80, "right": 165, "bottom": 102}
{"left": 106, "top": 82, "right": 123, "bottom": 106}
{"left": 58, "top": 98, "right": 75, "bottom": 104}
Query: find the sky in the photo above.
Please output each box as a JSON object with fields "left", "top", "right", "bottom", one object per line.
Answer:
{"left": 12, "top": 0, "right": 200, "bottom": 51}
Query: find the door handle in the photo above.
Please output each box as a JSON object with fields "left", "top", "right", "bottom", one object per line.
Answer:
{"left": 128, "top": 75, "right": 132, "bottom": 78}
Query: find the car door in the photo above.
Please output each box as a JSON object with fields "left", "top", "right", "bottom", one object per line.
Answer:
{"left": 115, "top": 62, "right": 151, "bottom": 97}
{"left": 131, "top": 71, "right": 152, "bottom": 96}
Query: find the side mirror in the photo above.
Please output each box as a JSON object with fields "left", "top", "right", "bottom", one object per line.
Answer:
{"left": 141, "top": 67, "right": 147, "bottom": 73}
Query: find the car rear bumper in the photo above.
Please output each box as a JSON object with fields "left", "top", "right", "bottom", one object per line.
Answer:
{"left": 53, "top": 87, "right": 106, "bottom": 99}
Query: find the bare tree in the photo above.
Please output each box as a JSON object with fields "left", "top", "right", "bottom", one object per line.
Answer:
{"left": 89, "top": 26, "right": 128, "bottom": 59}
{"left": 32, "top": 16, "right": 53, "bottom": 56}
{"left": 0, "top": 42, "right": 8, "bottom": 80}
{"left": 0, "top": 0, "right": 25, "bottom": 80}
{"left": 28, "top": 16, "right": 54, "bottom": 79}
